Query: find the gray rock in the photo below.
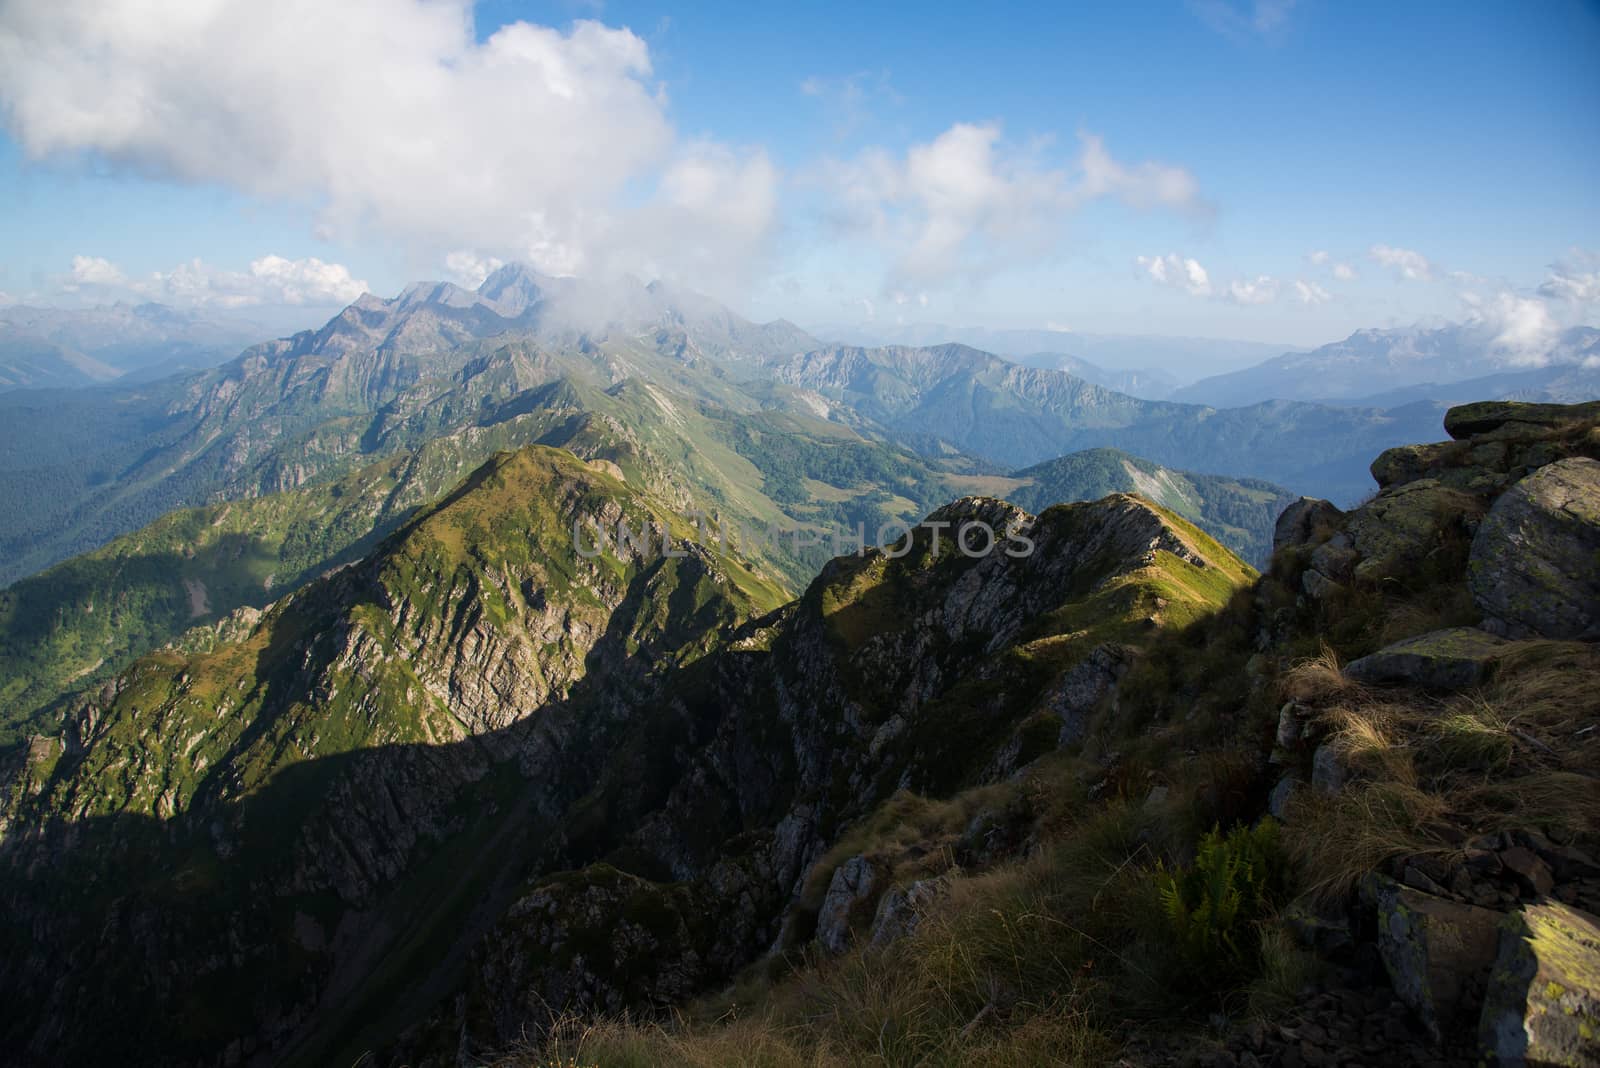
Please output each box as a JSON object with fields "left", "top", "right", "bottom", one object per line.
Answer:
{"left": 815, "top": 855, "right": 881, "bottom": 954}
{"left": 869, "top": 877, "right": 947, "bottom": 947}
{"left": 1267, "top": 773, "right": 1302, "bottom": 821}
{"left": 1042, "top": 642, "right": 1132, "bottom": 746}
{"left": 1478, "top": 901, "right": 1600, "bottom": 1067}
{"left": 1370, "top": 876, "right": 1502, "bottom": 1040}
{"left": 1469, "top": 457, "right": 1600, "bottom": 640}
{"left": 1311, "top": 741, "right": 1349, "bottom": 794}
{"left": 1273, "top": 497, "right": 1345, "bottom": 553}
{"left": 1274, "top": 702, "right": 1303, "bottom": 753}
{"left": 1300, "top": 567, "right": 1343, "bottom": 601}
{"left": 1343, "top": 627, "right": 1511, "bottom": 690}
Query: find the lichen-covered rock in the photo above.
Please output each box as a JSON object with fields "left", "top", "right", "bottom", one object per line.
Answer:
{"left": 1326, "top": 478, "right": 1482, "bottom": 583}
{"left": 1445, "top": 400, "right": 1600, "bottom": 440}
{"left": 1273, "top": 497, "right": 1345, "bottom": 552}
{"left": 816, "top": 855, "right": 882, "bottom": 954}
{"left": 1343, "top": 627, "right": 1510, "bottom": 689}
{"left": 1479, "top": 901, "right": 1600, "bottom": 1067}
{"left": 1371, "top": 876, "right": 1502, "bottom": 1040}
{"left": 1371, "top": 442, "right": 1456, "bottom": 489}
{"left": 1469, "top": 457, "right": 1600, "bottom": 640}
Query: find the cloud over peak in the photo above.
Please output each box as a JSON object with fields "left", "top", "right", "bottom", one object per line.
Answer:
{"left": 0, "top": 1, "right": 774, "bottom": 292}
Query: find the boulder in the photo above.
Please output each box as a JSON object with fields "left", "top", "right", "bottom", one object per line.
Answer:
{"left": 1478, "top": 901, "right": 1600, "bottom": 1067}
{"left": 1469, "top": 458, "right": 1600, "bottom": 640}
{"left": 1343, "top": 627, "right": 1511, "bottom": 690}
{"left": 1370, "top": 877, "right": 1503, "bottom": 1040}
{"left": 1371, "top": 442, "right": 1456, "bottom": 489}
{"left": 815, "top": 855, "right": 881, "bottom": 954}
{"left": 1267, "top": 773, "right": 1302, "bottom": 821}
{"left": 1273, "top": 497, "right": 1345, "bottom": 552}
{"left": 1445, "top": 400, "right": 1600, "bottom": 441}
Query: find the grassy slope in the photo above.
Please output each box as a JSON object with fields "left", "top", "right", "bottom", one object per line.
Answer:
{"left": 504, "top": 416, "right": 1600, "bottom": 1068}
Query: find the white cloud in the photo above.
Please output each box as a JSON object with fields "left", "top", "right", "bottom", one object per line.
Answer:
{"left": 0, "top": 2, "right": 777, "bottom": 292}
{"left": 1292, "top": 279, "right": 1331, "bottom": 304}
{"left": 1306, "top": 249, "right": 1329, "bottom": 265}
{"left": 58, "top": 255, "right": 369, "bottom": 307}
{"left": 1136, "top": 253, "right": 1282, "bottom": 306}
{"left": 819, "top": 125, "right": 1204, "bottom": 291}
{"left": 1369, "top": 244, "right": 1434, "bottom": 281}
{"left": 1136, "top": 253, "right": 1212, "bottom": 297}
{"left": 1332, "top": 262, "right": 1357, "bottom": 281}
{"left": 69, "top": 255, "right": 129, "bottom": 287}
{"left": 444, "top": 251, "right": 505, "bottom": 288}
{"left": 1539, "top": 252, "right": 1600, "bottom": 304}
{"left": 1460, "top": 290, "right": 1561, "bottom": 365}
{"left": 1226, "top": 275, "right": 1280, "bottom": 305}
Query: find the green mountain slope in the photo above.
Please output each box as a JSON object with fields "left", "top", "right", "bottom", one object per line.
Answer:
{"left": 0, "top": 373, "right": 995, "bottom": 743}
{"left": 0, "top": 444, "right": 790, "bottom": 1065}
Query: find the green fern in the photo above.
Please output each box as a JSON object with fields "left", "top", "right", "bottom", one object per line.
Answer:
{"left": 1155, "top": 819, "right": 1284, "bottom": 981}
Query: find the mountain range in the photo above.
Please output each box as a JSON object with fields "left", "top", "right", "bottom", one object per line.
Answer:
{"left": 1173, "top": 323, "right": 1600, "bottom": 407}
{"left": 0, "top": 265, "right": 1445, "bottom": 588}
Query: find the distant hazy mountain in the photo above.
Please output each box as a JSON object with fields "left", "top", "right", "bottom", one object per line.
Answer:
{"left": 1012, "top": 351, "right": 1181, "bottom": 399}
{"left": 1174, "top": 324, "right": 1600, "bottom": 408}
{"left": 0, "top": 331, "right": 121, "bottom": 390}
{"left": 809, "top": 321, "right": 1297, "bottom": 381}
{"left": 0, "top": 302, "right": 275, "bottom": 388}
{"left": 769, "top": 342, "right": 1445, "bottom": 503}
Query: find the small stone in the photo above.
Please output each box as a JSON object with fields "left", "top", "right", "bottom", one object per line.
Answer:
{"left": 1500, "top": 846, "right": 1556, "bottom": 897}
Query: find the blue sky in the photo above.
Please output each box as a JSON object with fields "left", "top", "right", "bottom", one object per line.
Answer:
{"left": 1, "top": 0, "right": 1596, "bottom": 346}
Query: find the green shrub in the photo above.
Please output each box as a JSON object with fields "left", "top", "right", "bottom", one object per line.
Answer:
{"left": 1155, "top": 819, "right": 1287, "bottom": 984}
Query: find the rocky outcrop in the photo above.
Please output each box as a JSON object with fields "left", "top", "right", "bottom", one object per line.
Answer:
{"left": 1444, "top": 399, "right": 1600, "bottom": 440}
{"left": 1470, "top": 457, "right": 1600, "bottom": 640}
{"left": 1272, "top": 496, "right": 1344, "bottom": 553}
{"left": 1344, "top": 626, "right": 1511, "bottom": 689}
{"left": 815, "top": 855, "right": 883, "bottom": 954}
{"left": 1480, "top": 901, "right": 1600, "bottom": 1067}
{"left": 1043, "top": 642, "right": 1133, "bottom": 745}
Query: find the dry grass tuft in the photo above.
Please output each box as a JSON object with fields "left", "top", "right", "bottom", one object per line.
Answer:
{"left": 1281, "top": 644, "right": 1361, "bottom": 705}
